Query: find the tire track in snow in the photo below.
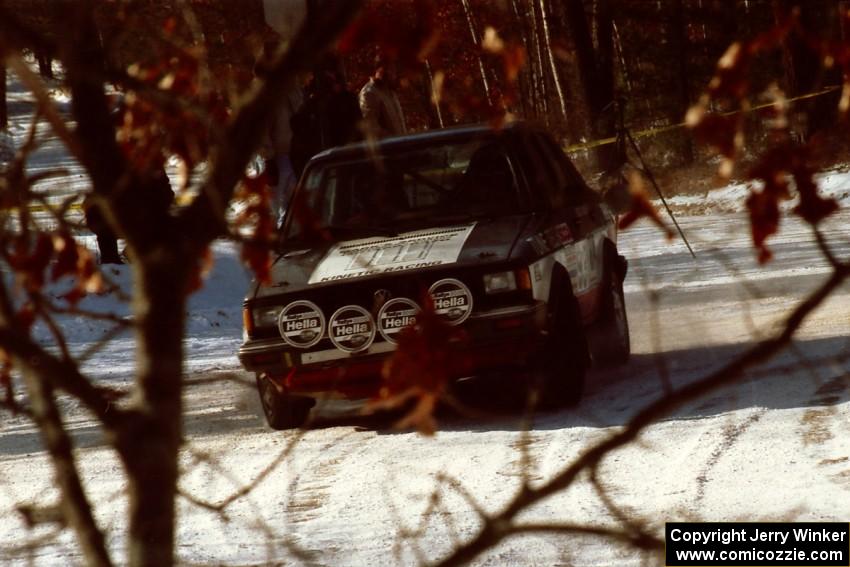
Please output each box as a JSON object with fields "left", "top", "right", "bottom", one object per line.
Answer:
{"left": 800, "top": 376, "right": 850, "bottom": 488}
{"left": 693, "top": 411, "right": 764, "bottom": 505}
{"left": 501, "top": 431, "right": 545, "bottom": 482}
{"left": 285, "top": 430, "right": 376, "bottom": 526}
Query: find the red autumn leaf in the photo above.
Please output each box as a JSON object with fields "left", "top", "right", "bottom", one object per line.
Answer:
{"left": 51, "top": 231, "right": 80, "bottom": 282}
{"left": 9, "top": 233, "right": 54, "bottom": 292}
{"left": 745, "top": 189, "right": 781, "bottom": 264}
{"left": 59, "top": 287, "right": 87, "bottom": 306}
{"left": 501, "top": 43, "right": 526, "bottom": 84}
{"left": 368, "top": 296, "right": 468, "bottom": 435}
{"left": 16, "top": 303, "right": 36, "bottom": 332}
{"left": 162, "top": 16, "right": 178, "bottom": 35}
{"left": 617, "top": 172, "right": 673, "bottom": 238}
{"left": 746, "top": 147, "right": 794, "bottom": 263}
{"left": 687, "top": 112, "right": 743, "bottom": 164}
{"left": 338, "top": 0, "right": 439, "bottom": 68}
{"left": 241, "top": 241, "right": 272, "bottom": 285}
{"left": 793, "top": 171, "right": 838, "bottom": 225}
{"left": 186, "top": 246, "right": 214, "bottom": 294}
{"left": 708, "top": 42, "right": 752, "bottom": 100}
{"left": 234, "top": 173, "right": 276, "bottom": 284}
{"left": 745, "top": 142, "right": 838, "bottom": 261}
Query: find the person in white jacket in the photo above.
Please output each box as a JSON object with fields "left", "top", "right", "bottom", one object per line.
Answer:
{"left": 359, "top": 56, "right": 407, "bottom": 139}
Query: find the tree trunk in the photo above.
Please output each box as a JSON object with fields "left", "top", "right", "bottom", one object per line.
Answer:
{"left": 528, "top": 0, "right": 551, "bottom": 120}
{"left": 37, "top": 51, "right": 54, "bottom": 79}
{"left": 774, "top": 0, "right": 841, "bottom": 138}
{"left": 460, "top": 0, "right": 493, "bottom": 108}
{"left": 670, "top": 0, "right": 694, "bottom": 163}
{"left": 116, "top": 255, "right": 189, "bottom": 567}
{"left": 22, "top": 372, "right": 112, "bottom": 567}
{"left": 539, "top": 0, "right": 569, "bottom": 123}
{"left": 510, "top": 0, "right": 536, "bottom": 119}
{"left": 0, "top": 60, "right": 7, "bottom": 129}
{"left": 562, "top": 0, "right": 619, "bottom": 172}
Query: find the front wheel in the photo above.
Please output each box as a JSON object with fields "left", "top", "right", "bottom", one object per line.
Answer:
{"left": 536, "top": 287, "right": 588, "bottom": 409}
{"left": 256, "top": 374, "right": 313, "bottom": 430}
{"left": 592, "top": 250, "right": 631, "bottom": 366}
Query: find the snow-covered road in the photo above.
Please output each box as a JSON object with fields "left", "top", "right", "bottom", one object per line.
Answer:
{"left": 2, "top": 206, "right": 849, "bottom": 566}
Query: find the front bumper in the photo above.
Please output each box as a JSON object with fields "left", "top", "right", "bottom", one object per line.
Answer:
{"left": 238, "top": 301, "right": 547, "bottom": 397}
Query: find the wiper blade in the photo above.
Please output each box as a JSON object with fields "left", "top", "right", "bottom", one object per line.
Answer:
{"left": 431, "top": 212, "right": 495, "bottom": 224}
{"left": 326, "top": 225, "right": 399, "bottom": 238}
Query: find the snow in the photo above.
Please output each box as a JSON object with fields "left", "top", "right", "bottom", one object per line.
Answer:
{"left": 657, "top": 167, "right": 850, "bottom": 215}
{"left": 3, "top": 65, "right": 850, "bottom": 566}
{"left": 2, "top": 205, "right": 849, "bottom": 566}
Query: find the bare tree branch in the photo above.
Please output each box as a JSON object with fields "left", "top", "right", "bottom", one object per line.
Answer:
{"left": 180, "top": 0, "right": 364, "bottom": 247}
{"left": 432, "top": 263, "right": 850, "bottom": 567}
{"left": 19, "top": 369, "right": 112, "bottom": 567}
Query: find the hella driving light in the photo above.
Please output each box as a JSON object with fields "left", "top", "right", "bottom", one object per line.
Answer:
{"left": 328, "top": 305, "right": 376, "bottom": 353}
{"left": 429, "top": 279, "right": 473, "bottom": 325}
{"left": 483, "top": 271, "right": 517, "bottom": 294}
{"left": 278, "top": 301, "right": 325, "bottom": 349}
{"left": 252, "top": 305, "right": 283, "bottom": 328}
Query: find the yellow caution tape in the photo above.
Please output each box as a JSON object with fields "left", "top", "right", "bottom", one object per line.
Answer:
{"left": 564, "top": 85, "right": 842, "bottom": 153}
{"left": 5, "top": 86, "right": 841, "bottom": 213}
{"left": 3, "top": 202, "right": 85, "bottom": 214}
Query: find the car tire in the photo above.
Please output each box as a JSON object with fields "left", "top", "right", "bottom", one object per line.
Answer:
{"left": 593, "top": 247, "right": 631, "bottom": 366}
{"left": 256, "top": 374, "right": 313, "bottom": 430}
{"left": 536, "top": 277, "right": 588, "bottom": 409}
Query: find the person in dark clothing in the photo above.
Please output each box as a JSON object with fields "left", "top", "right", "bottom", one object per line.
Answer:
{"left": 83, "top": 168, "right": 174, "bottom": 264}
{"left": 289, "top": 57, "right": 362, "bottom": 178}
{"left": 84, "top": 94, "right": 175, "bottom": 264}
{"left": 83, "top": 198, "right": 122, "bottom": 264}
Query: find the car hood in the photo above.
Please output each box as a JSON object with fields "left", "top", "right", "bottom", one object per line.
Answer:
{"left": 251, "top": 215, "right": 531, "bottom": 300}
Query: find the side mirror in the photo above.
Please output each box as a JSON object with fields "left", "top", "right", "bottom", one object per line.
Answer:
{"left": 599, "top": 171, "right": 631, "bottom": 215}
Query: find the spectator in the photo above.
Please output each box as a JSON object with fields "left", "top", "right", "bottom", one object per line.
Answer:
{"left": 83, "top": 93, "right": 175, "bottom": 264}
{"left": 83, "top": 197, "right": 122, "bottom": 264}
{"left": 290, "top": 56, "right": 362, "bottom": 178}
{"left": 359, "top": 55, "right": 407, "bottom": 139}
{"left": 83, "top": 168, "right": 173, "bottom": 265}
{"left": 255, "top": 43, "right": 304, "bottom": 227}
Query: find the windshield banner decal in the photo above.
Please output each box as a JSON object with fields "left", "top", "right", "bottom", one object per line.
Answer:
{"left": 308, "top": 224, "right": 476, "bottom": 284}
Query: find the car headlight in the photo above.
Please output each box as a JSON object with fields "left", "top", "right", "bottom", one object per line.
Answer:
{"left": 483, "top": 268, "right": 532, "bottom": 294}
{"left": 252, "top": 305, "right": 283, "bottom": 328}
{"left": 483, "top": 271, "right": 517, "bottom": 294}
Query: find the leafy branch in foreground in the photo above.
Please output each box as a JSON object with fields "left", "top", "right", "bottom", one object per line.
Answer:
{"left": 432, "top": 235, "right": 848, "bottom": 567}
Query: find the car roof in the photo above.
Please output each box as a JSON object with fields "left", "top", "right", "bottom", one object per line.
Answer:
{"left": 308, "top": 121, "right": 548, "bottom": 165}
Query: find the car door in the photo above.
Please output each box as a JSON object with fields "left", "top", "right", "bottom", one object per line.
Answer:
{"left": 533, "top": 132, "right": 609, "bottom": 320}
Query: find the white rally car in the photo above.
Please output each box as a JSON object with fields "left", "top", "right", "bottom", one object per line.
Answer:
{"left": 239, "top": 122, "right": 630, "bottom": 429}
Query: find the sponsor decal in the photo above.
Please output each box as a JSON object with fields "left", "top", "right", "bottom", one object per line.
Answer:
{"left": 428, "top": 278, "right": 473, "bottom": 325}
{"left": 278, "top": 300, "right": 325, "bottom": 348}
{"left": 328, "top": 305, "right": 376, "bottom": 353}
{"left": 308, "top": 224, "right": 476, "bottom": 284}
{"left": 528, "top": 222, "right": 574, "bottom": 256}
{"left": 377, "top": 298, "right": 420, "bottom": 344}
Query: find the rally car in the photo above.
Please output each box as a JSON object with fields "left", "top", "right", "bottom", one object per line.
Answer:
{"left": 239, "top": 122, "right": 630, "bottom": 429}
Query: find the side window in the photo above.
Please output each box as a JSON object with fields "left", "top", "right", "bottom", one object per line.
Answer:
{"left": 513, "top": 131, "right": 565, "bottom": 209}
{"left": 536, "top": 134, "right": 593, "bottom": 207}
{"left": 285, "top": 166, "right": 325, "bottom": 238}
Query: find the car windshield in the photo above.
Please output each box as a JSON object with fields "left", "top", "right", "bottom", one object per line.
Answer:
{"left": 284, "top": 139, "right": 521, "bottom": 242}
